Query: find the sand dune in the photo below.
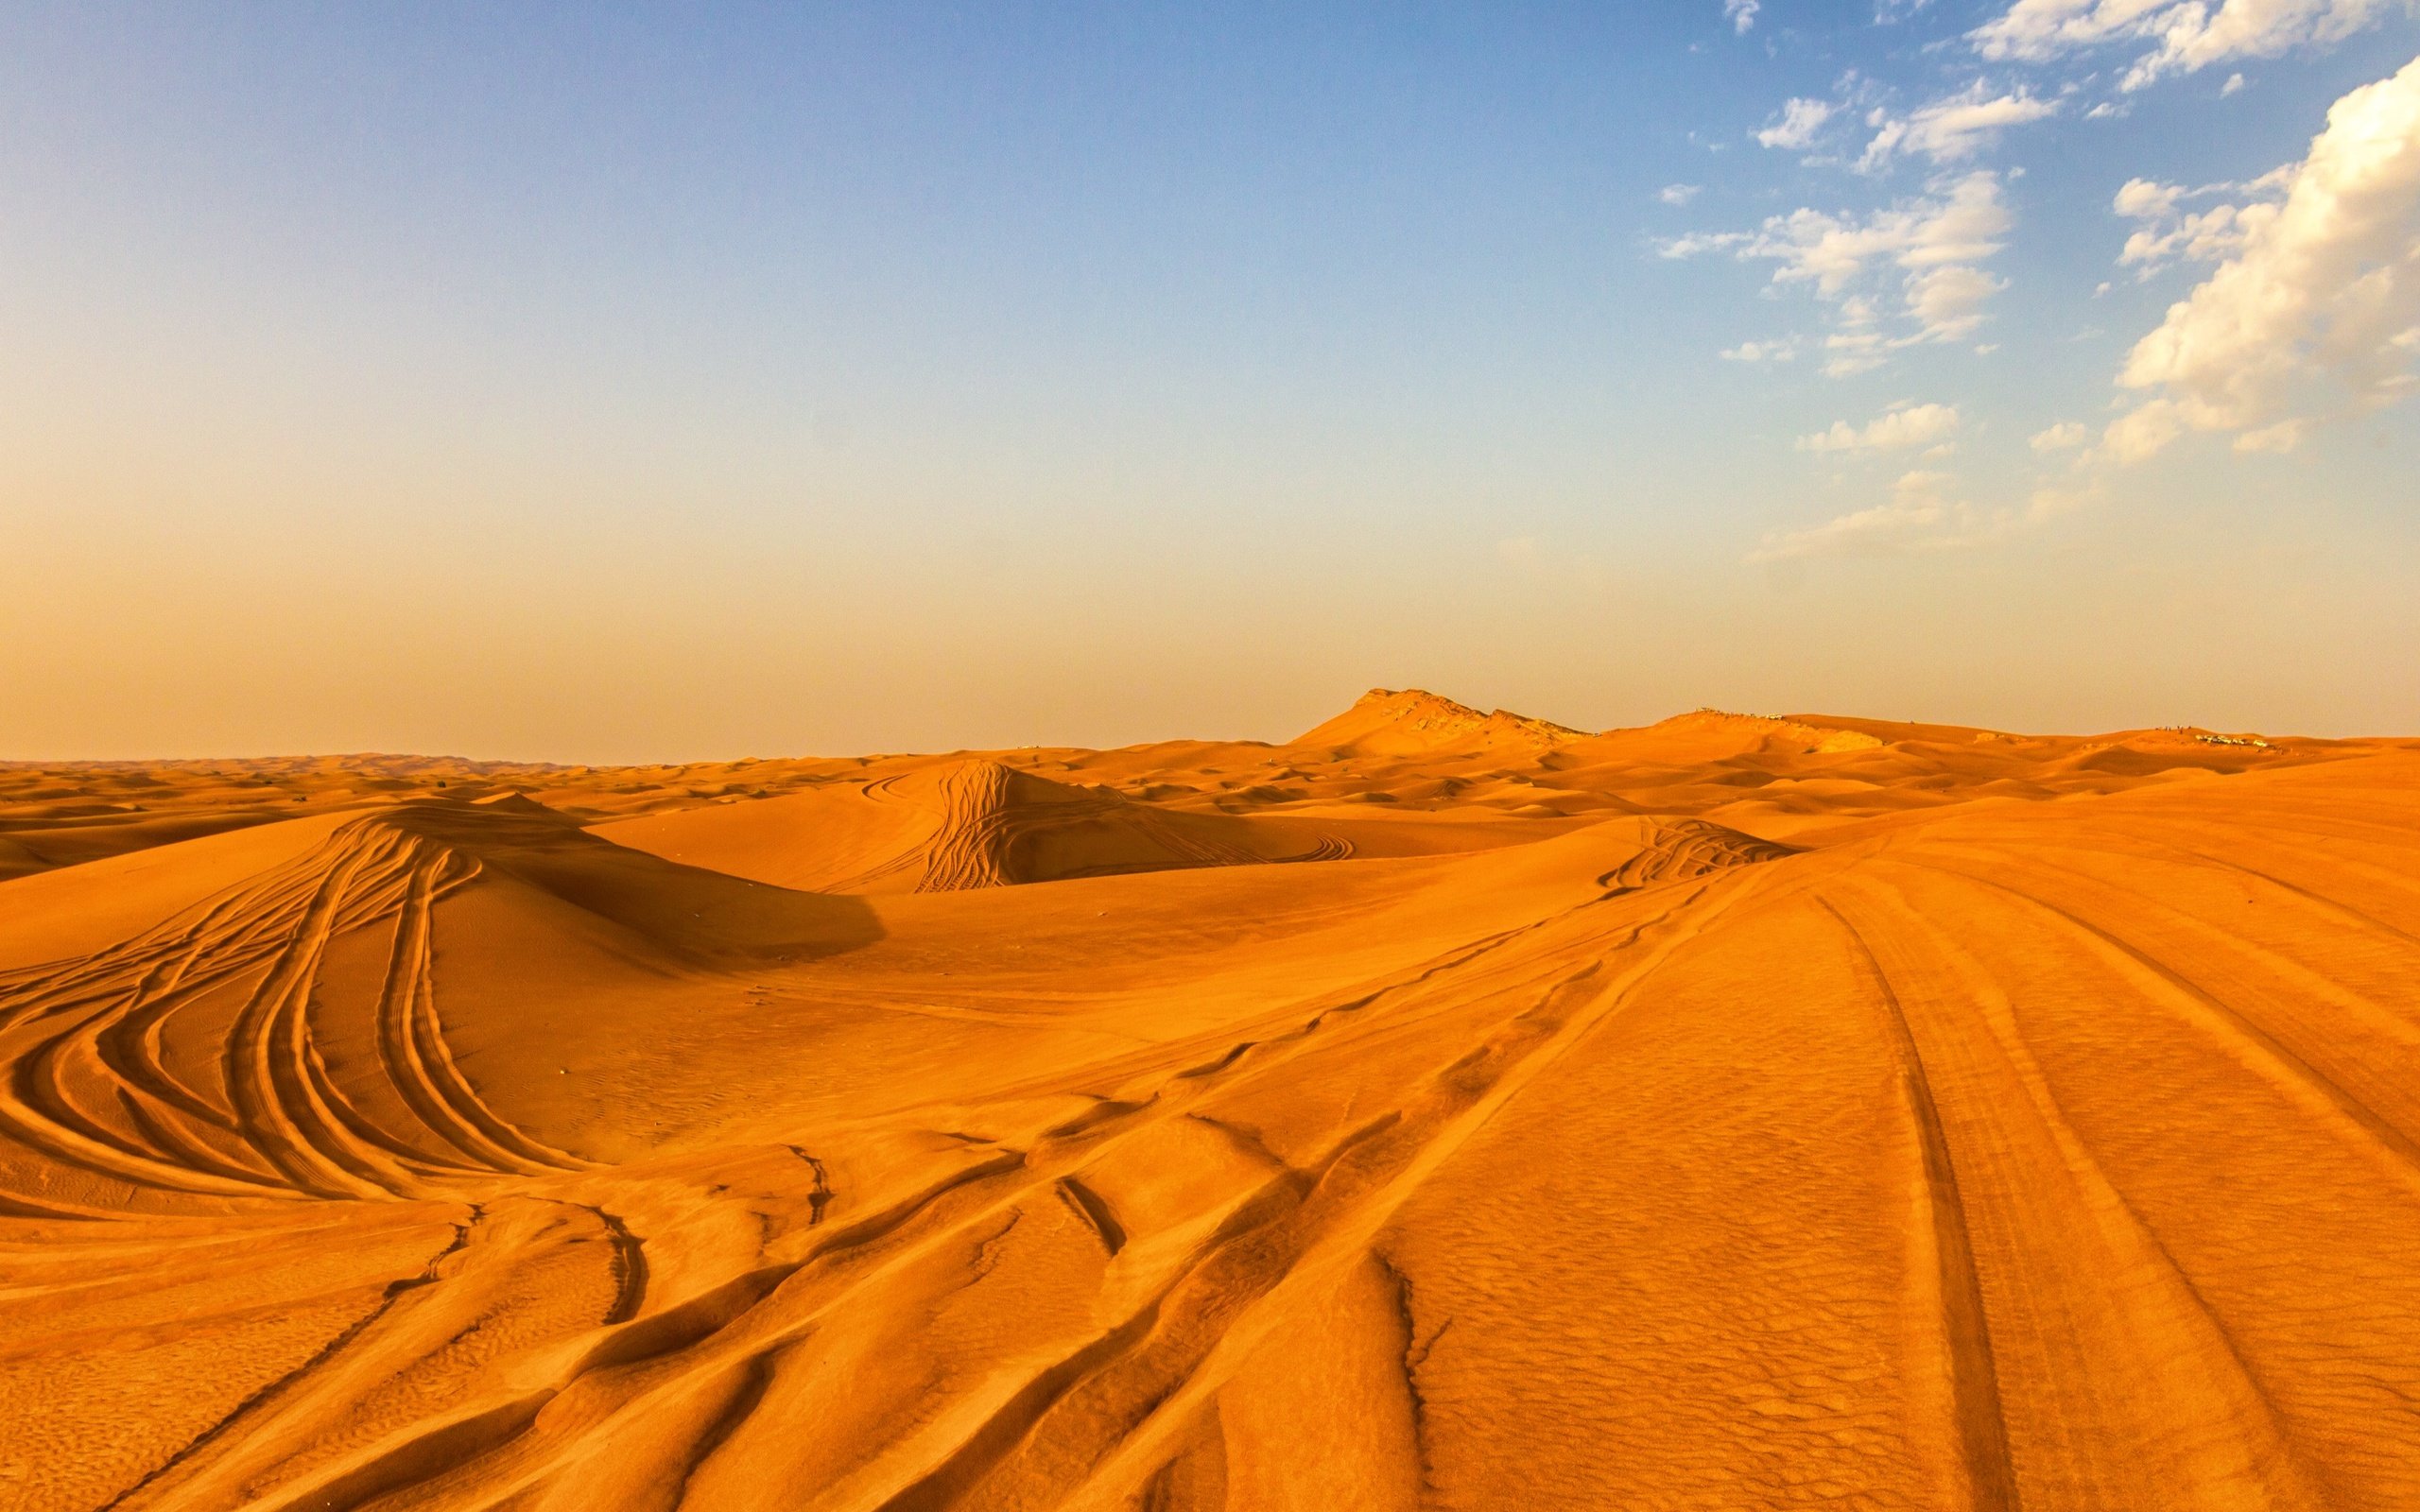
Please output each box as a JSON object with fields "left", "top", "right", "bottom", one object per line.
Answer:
{"left": 4, "top": 693, "right": 2417, "bottom": 1509}
{"left": 594, "top": 759, "right": 1349, "bottom": 894}
{"left": 1290, "top": 687, "right": 1587, "bottom": 757}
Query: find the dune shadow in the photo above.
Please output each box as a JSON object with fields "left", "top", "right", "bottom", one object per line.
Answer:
{"left": 387, "top": 798, "right": 890, "bottom": 967}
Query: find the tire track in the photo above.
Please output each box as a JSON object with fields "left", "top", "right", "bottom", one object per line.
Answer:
{"left": 1910, "top": 855, "right": 2420, "bottom": 1187}
{"left": 1843, "top": 863, "right": 2332, "bottom": 1508}
{"left": 372, "top": 851, "right": 589, "bottom": 1178}
{"left": 0, "top": 808, "right": 595, "bottom": 1208}
{"left": 1817, "top": 895, "right": 2016, "bottom": 1512}
{"left": 1049, "top": 867, "right": 1779, "bottom": 1508}
{"left": 245, "top": 871, "right": 1775, "bottom": 1510}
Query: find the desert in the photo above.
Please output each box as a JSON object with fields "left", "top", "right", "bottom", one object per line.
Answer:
{"left": 11, "top": 4, "right": 2420, "bottom": 1506}
{"left": 4, "top": 689, "right": 2418, "bottom": 1509}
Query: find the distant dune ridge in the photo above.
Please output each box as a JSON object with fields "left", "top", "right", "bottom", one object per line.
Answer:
{"left": 1641, "top": 707, "right": 1886, "bottom": 754}
{"left": 4, "top": 689, "right": 2419, "bottom": 1510}
{"left": 1291, "top": 686, "right": 1590, "bottom": 756}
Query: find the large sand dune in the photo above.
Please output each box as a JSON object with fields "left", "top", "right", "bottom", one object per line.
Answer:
{"left": 3, "top": 695, "right": 2417, "bottom": 1509}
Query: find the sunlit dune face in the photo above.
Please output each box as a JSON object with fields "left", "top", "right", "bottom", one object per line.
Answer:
{"left": 4, "top": 695, "right": 2418, "bottom": 1509}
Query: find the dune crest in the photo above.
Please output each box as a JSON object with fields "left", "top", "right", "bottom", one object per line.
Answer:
{"left": 912, "top": 758, "right": 1278, "bottom": 891}
{"left": 1291, "top": 687, "right": 1587, "bottom": 756}
{"left": 1640, "top": 707, "right": 1887, "bottom": 754}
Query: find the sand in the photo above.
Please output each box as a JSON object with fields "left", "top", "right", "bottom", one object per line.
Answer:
{"left": 3, "top": 690, "right": 2417, "bottom": 1509}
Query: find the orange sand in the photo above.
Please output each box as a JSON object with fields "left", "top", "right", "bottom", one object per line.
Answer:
{"left": 3, "top": 689, "right": 2417, "bottom": 1509}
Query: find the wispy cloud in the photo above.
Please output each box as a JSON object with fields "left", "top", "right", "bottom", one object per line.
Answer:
{"left": 1754, "top": 469, "right": 2086, "bottom": 558}
{"left": 1756, "top": 97, "right": 1837, "bottom": 150}
{"left": 1662, "top": 170, "right": 2018, "bottom": 372}
{"left": 1859, "top": 82, "right": 2060, "bottom": 170}
{"left": 1724, "top": 0, "right": 1761, "bottom": 36}
{"left": 1798, "top": 402, "right": 1962, "bottom": 453}
{"left": 1971, "top": 0, "right": 2398, "bottom": 91}
{"left": 1754, "top": 470, "right": 1966, "bottom": 558}
{"left": 1660, "top": 183, "right": 1703, "bottom": 206}
{"left": 1720, "top": 336, "right": 1804, "bottom": 362}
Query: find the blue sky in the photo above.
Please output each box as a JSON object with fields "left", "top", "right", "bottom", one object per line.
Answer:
{"left": 4, "top": 3, "right": 2416, "bottom": 757}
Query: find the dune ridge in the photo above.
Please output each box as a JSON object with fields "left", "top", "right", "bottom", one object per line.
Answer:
{"left": 910, "top": 760, "right": 1269, "bottom": 892}
{"left": 1290, "top": 687, "right": 1588, "bottom": 756}
{"left": 1648, "top": 707, "right": 1887, "bottom": 753}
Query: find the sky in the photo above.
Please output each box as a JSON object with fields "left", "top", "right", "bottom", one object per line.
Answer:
{"left": 4, "top": 1, "right": 2417, "bottom": 759}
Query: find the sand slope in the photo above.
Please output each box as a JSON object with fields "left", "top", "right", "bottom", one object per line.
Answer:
{"left": 4, "top": 695, "right": 2417, "bottom": 1509}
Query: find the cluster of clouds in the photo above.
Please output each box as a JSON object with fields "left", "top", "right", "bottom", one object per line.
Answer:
{"left": 1744, "top": 80, "right": 2062, "bottom": 173}
{"left": 1723, "top": 0, "right": 2398, "bottom": 90}
{"left": 1689, "top": 0, "right": 2418, "bottom": 560}
{"left": 1663, "top": 170, "right": 2014, "bottom": 375}
{"left": 1973, "top": 0, "right": 2400, "bottom": 91}
{"left": 2107, "top": 53, "right": 2420, "bottom": 461}
{"left": 2112, "top": 170, "right": 2292, "bottom": 272}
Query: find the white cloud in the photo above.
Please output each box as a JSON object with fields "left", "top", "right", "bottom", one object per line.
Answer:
{"left": 1662, "top": 171, "right": 2017, "bottom": 368}
{"left": 1753, "top": 467, "right": 2083, "bottom": 559}
{"left": 1824, "top": 330, "right": 1890, "bottom": 377}
{"left": 2113, "top": 177, "right": 2183, "bottom": 218}
{"left": 2111, "top": 168, "right": 2303, "bottom": 272}
{"left": 1971, "top": 0, "right": 2398, "bottom": 91}
{"left": 2101, "top": 401, "right": 2187, "bottom": 460}
{"left": 2031, "top": 420, "right": 2091, "bottom": 450}
{"left": 1757, "top": 97, "right": 1838, "bottom": 150}
{"left": 1799, "top": 401, "right": 1963, "bottom": 453}
{"left": 2120, "top": 198, "right": 2256, "bottom": 270}
{"left": 1725, "top": 0, "right": 1761, "bottom": 35}
{"left": 1656, "top": 231, "right": 1750, "bottom": 260}
{"left": 1660, "top": 183, "right": 1703, "bottom": 206}
{"left": 1747, "top": 171, "right": 2014, "bottom": 295}
{"left": 2235, "top": 418, "right": 2309, "bottom": 451}
{"left": 2223, "top": 71, "right": 2248, "bottom": 94}
{"left": 1859, "top": 82, "right": 2061, "bottom": 169}
{"left": 1754, "top": 470, "right": 1966, "bottom": 558}
{"left": 2026, "top": 480, "right": 2100, "bottom": 520}
{"left": 1720, "top": 336, "right": 1803, "bottom": 362}
{"left": 1904, "top": 262, "right": 2011, "bottom": 338}
{"left": 2106, "top": 54, "right": 2420, "bottom": 459}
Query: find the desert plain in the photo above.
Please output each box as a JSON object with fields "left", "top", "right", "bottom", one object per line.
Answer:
{"left": 3, "top": 687, "right": 2418, "bottom": 1511}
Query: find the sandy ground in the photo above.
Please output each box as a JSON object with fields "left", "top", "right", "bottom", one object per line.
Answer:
{"left": 3, "top": 689, "right": 2416, "bottom": 1510}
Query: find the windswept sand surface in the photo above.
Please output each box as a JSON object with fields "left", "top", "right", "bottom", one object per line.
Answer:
{"left": 5, "top": 692, "right": 2419, "bottom": 1509}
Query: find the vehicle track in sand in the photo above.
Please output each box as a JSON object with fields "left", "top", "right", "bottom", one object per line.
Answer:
{"left": 0, "top": 813, "right": 586, "bottom": 1214}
